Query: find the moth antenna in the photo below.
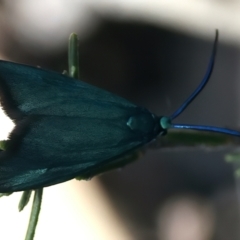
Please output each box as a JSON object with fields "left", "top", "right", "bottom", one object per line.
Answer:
{"left": 159, "top": 30, "right": 240, "bottom": 137}
{"left": 171, "top": 124, "right": 240, "bottom": 137}
{"left": 170, "top": 29, "right": 218, "bottom": 120}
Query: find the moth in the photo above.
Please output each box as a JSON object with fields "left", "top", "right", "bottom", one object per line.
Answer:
{"left": 0, "top": 30, "right": 238, "bottom": 193}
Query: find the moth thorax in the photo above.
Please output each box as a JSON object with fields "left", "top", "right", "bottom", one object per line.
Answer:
{"left": 126, "top": 112, "right": 161, "bottom": 136}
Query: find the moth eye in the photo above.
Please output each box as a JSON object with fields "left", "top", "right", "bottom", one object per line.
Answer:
{"left": 0, "top": 104, "right": 15, "bottom": 141}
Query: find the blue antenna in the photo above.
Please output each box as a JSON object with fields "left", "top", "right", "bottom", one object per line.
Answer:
{"left": 160, "top": 30, "right": 240, "bottom": 137}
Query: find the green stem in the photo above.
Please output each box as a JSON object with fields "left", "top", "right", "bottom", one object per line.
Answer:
{"left": 68, "top": 33, "right": 80, "bottom": 79}
{"left": 19, "top": 190, "right": 32, "bottom": 212}
{"left": 150, "top": 130, "right": 239, "bottom": 149}
{"left": 24, "top": 189, "right": 43, "bottom": 240}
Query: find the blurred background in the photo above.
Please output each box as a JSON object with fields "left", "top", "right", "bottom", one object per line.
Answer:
{"left": 0, "top": 0, "right": 240, "bottom": 239}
